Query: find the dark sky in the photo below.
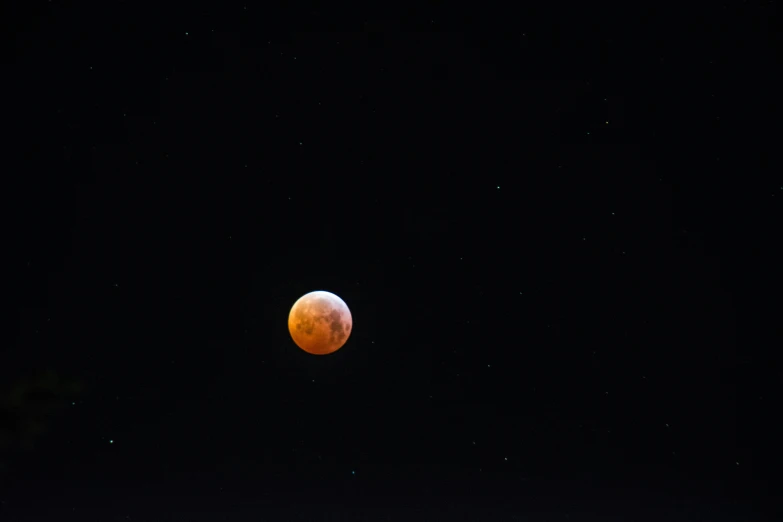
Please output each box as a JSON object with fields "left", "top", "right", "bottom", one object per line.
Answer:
{"left": 4, "top": 3, "right": 781, "bottom": 521}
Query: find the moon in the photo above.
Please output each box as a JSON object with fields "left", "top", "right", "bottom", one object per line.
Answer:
{"left": 288, "top": 291, "right": 353, "bottom": 355}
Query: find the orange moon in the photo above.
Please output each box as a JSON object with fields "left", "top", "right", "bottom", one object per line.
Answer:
{"left": 288, "top": 291, "right": 352, "bottom": 355}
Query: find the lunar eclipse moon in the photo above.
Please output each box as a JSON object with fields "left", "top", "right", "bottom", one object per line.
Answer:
{"left": 288, "top": 291, "right": 353, "bottom": 355}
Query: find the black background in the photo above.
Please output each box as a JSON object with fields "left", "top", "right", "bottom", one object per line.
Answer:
{"left": 4, "top": 2, "right": 781, "bottom": 520}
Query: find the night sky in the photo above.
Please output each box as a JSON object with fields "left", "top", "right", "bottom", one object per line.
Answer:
{"left": 4, "top": 3, "right": 781, "bottom": 521}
